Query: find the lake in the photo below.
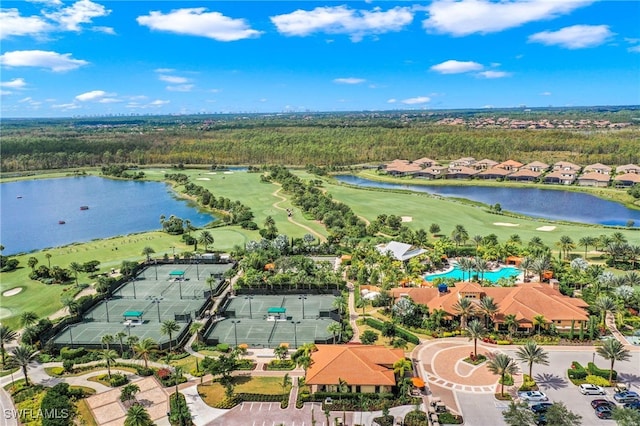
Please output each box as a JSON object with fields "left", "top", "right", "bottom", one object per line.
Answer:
{"left": 335, "top": 175, "right": 640, "bottom": 227}
{"left": 1, "top": 176, "right": 216, "bottom": 255}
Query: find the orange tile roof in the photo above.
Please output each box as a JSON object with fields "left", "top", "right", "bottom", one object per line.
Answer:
{"left": 305, "top": 345, "right": 404, "bottom": 387}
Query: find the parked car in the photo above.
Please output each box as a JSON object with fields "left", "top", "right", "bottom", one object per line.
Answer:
{"left": 535, "top": 414, "right": 547, "bottom": 426}
{"left": 614, "top": 383, "right": 628, "bottom": 393}
{"left": 614, "top": 391, "right": 640, "bottom": 403}
{"left": 579, "top": 384, "right": 606, "bottom": 395}
{"left": 590, "top": 399, "right": 615, "bottom": 410}
{"left": 530, "top": 402, "right": 553, "bottom": 414}
{"left": 518, "top": 391, "right": 549, "bottom": 402}
{"left": 623, "top": 400, "right": 640, "bottom": 410}
{"left": 595, "top": 405, "right": 613, "bottom": 419}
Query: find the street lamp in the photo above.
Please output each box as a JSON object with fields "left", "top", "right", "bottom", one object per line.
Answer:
{"left": 69, "top": 326, "right": 74, "bottom": 348}
{"left": 593, "top": 352, "right": 596, "bottom": 364}
{"left": 231, "top": 320, "right": 241, "bottom": 347}
{"left": 154, "top": 259, "right": 158, "bottom": 280}
{"left": 194, "top": 255, "right": 200, "bottom": 280}
{"left": 105, "top": 297, "right": 111, "bottom": 322}
{"left": 178, "top": 278, "right": 183, "bottom": 299}
{"left": 131, "top": 279, "right": 137, "bottom": 299}
{"left": 292, "top": 321, "right": 301, "bottom": 349}
{"left": 299, "top": 295, "right": 307, "bottom": 319}
{"left": 148, "top": 296, "right": 163, "bottom": 322}
{"left": 245, "top": 296, "right": 253, "bottom": 319}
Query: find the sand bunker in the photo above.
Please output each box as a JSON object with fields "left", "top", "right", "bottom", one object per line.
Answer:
{"left": 2, "top": 287, "right": 23, "bottom": 297}
{"left": 223, "top": 171, "right": 234, "bottom": 174}
{"left": 536, "top": 226, "right": 557, "bottom": 231}
{"left": 493, "top": 222, "right": 520, "bottom": 227}
{"left": 196, "top": 178, "right": 211, "bottom": 181}
{"left": 206, "top": 172, "right": 217, "bottom": 175}
{"left": 401, "top": 216, "right": 413, "bottom": 222}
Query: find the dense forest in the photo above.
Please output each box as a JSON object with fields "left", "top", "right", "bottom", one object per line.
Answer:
{"left": 1, "top": 108, "right": 639, "bottom": 172}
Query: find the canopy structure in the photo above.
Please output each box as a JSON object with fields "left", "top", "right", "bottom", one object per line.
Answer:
{"left": 412, "top": 377, "right": 425, "bottom": 388}
{"left": 169, "top": 270, "right": 185, "bottom": 277}
{"left": 123, "top": 311, "right": 143, "bottom": 318}
{"left": 267, "top": 307, "right": 286, "bottom": 314}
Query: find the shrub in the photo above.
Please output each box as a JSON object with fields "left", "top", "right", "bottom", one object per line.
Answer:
{"left": 587, "top": 362, "right": 617, "bottom": 381}
{"left": 499, "top": 373, "right": 514, "bottom": 386}
{"left": 568, "top": 361, "right": 588, "bottom": 380}
{"left": 496, "top": 340, "right": 512, "bottom": 345}
{"left": 169, "top": 392, "right": 193, "bottom": 426}
{"left": 136, "top": 366, "right": 155, "bottom": 377}
{"left": 438, "top": 412, "right": 464, "bottom": 424}
{"left": 62, "top": 359, "right": 74, "bottom": 373}
{"left": 48, "top": 367, "right": 65, "bottom": 376}
{"left": 109, "top": 374, "right": 128, "bottom": 387}
{"left": 519, "top": 374, "right": 537, "bottom": 392}
{"left": 373, "top": 415, "right": 394, "bottom": 426}
{"left": 404, "top": 410, "right": 428, "bottom": 426}
{"left": 266, "top": 360, "right": 295, "bottom": 370}
{"left": 60, "top": 347, "right": 87, "bottom": 360}
{"left": 585, "top": 375, "right": 611, "bottom": 387}
{"left": 216, "top": 343, "right": 230, "bottom": 352}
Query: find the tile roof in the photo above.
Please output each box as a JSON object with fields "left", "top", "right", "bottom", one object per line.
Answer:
{"left": 507, "top": 169, "right": 541, "bottom": 179}
{"left": 524, "top": 161, "right": 550, "bottom": 170}
{"left": 615, "top": 173, "right": 640, "bottom": 183}
{"left": 583, "top": 163, "right": 612, "bottom": 173}
{"left": 616, "top": 164, "right": 640, "bottom": 174}
{"left": 305, "top": 345, "right": 404, "bottom": 386}
{"left": 376, "top": 241, "right": 427, "bottom": 261}
{"left": 578, "top": 172, "right": 611, "bottom": 182}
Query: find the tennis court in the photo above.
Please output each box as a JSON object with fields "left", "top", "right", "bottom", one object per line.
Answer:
{"left": 51, "top": 263, "right": 233, "bottom": 349}
{"left": 204, "top": 294, "right": 339, "bottom": 348}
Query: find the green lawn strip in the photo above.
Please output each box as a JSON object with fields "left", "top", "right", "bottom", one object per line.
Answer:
{"left": 198, "top": 376, "right": 291, "bottom": 407}
{"left": 321, "top": 177, "right": 640, "bottom": 248}
{"left": 0, "top": 367, "right": 19, "bottom": 377}
{"left": 76, "top": 398, "right": 98, "bottom": 426}
{"left": 46, "top": 365, "right": 138, "bottom": 377}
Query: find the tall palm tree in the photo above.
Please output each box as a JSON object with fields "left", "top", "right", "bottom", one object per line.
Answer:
{"left": 578, "top": 236, "right": 597, "bottom": 259}
{"left": 473, "top": 257, "right": 490, "bottom": 282}
{"left": 160, "top": 320, "right": 180, "bottom": 352}
{"left": 61, "top": 296, "right": 80, "bottom": 316}
{"left": 102, "top": 349, "right": 118, "bottom": 379}
{"left": 503, "top": 314, "right": 519, "bottom": 338}
{"left": 327, "top": 322, "right": 341, "bottom": 344}
{"left": 141, "top": 247, "right": 155, "bottom": 262}
{"left": 478, "top": 296, "right": 499, "bottom": 329}
{"left": 0, "top": 325, "right": 18, "bottom": 367}
{"left": 198, "top": 231, "right": 214, "bottom": 252}
{"left": 487, "top": 353, "right": 519, "bottom": 397}
{"left": 332, "top": 295, "right": 346, "bottom": 315}
{"left": 133, "top": 338, "right": 157, "bottom": 369}
{"left": 393, "top": 358, "right": 412, "bottom": 379}
{"left": 127, "top": 335, "right": 140, "bottom": 353}
{"left": 452, "top": 297, "right": 475, "bottom": 329}
{"left": 533, "top": 315, "right": 547, "bottom": 335}
{"left": 12, "top": 345, "right": 37, "bottom": 386}
{"left": 532, "top": 255, "right": 551, "bottom": 283}
{"left": 189, "top": 322, "right": 204, "bottom": 343}
{"left": 124, "top": 404, "right": 153, "bottom": 426}
{"left": 69, "top": 261, "right": 83, "bottom": 285}
{"left": 116, "top": 332, "right": 127, "bottom": 354}
{"left": 27, "top": 257, "right": 38, "bottom": 271}
{"left": 101, "top": 334, "right": 115, "bottom": 350}
{"left": 457, "top": 257, "right": 475, "bottom": 282}
{"left": 596, "top": 338, "right": 632, "bottom": 384}
{"left": 515, "top": 341, "right": 549, "bottom": 379}
{"left": 472, "top": 235, "right": 484, "bottom": 254}
{"left": 44, "top": 252, "right": 52, "bottom": 268}
{"left": 594, "top": 296, "right": 617, "bottom": 327}
{"left": 19, "top": 312, "right": 38, "bottom": 329}
{"left": 519, "top": 257, "right": 534, "bottom": 282}
{"left": 465, "top": 319, "right": 486, "bottom": 357}
{"left": 281, "top": 373, "right": 292, "bottom": 400}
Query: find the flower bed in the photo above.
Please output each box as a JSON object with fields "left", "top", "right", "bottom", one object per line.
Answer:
{"left": 463, "top": 353, "right": 487, "bottom": 365}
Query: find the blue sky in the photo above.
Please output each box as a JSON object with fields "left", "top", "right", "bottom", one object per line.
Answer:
{"left": 1, "top": 0, "right": 639, "bottom": 117}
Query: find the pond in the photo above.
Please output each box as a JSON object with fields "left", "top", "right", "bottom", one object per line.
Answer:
{"left": 1, "top": 176, "right": 216, "bottom": 255}
{"left": 335, "top": 175, "right": 640, "bottom": 227}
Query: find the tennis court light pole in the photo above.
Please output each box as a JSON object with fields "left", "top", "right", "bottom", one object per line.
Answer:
{"left": 299, "top": 295, "right": 307, "bottom": 319}
{"left": 232, "top": 320, "right": 241, "bottom": 347}
{"left": 292, "top": 321, "right": 300, "bottom": 349}
{"left": 245, "top": 296, "right": 253, "bottom": 319}
{"left": 105, "top": 298, "right": 111, "bottom": 322}
{"left": 132, "top": 279, "right": 137, "bottom": 299}
{"left": 69, "top": 326, "right": 74, "bottom": 348}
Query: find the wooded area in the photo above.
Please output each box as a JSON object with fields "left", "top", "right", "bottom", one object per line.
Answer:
{"left": 2, "top": 109, "right": 639, "bottom": 172}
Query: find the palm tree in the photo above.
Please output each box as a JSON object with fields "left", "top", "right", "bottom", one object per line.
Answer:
{"left": 578, "top": 236, "right": 597, "bottom": 259}
{"left": 519, "top": 257, "right": 534, "bottom": 282}
{"left": 281, "top": 373, "right": 292, "bottom": 400}
{"left": 452, "top": 297, "right": 475, "bottom": 329}
{"left": 61, "top": 296, "right": 79, "bottom": 316}
{"left": 45, "top": 252, "right": 52, "bottom": 268}
{"left": 473, "top": 257, "right": 490, "bottom": 282}
{"left": 594, "top": 296, "right": 617, "bottom": 327}
{"left": 503, "top": 314, "right": 519, "bottom": 338}
{"left": 27, "top": 256, "right": 38, "bottom": 271}
{"left": 533, "top": 315, "right": 547, "bottom": 335}
{"left": 116, "top": 332, "right": 127, "bottom": 354}
{"left": 327, "top": 322, "right": 341, "bottom": 344}
{"left": 515, "top": 341, "right": 549, "bottom": 379}
{"left": 141, "top": 247, "right": 155, "bottom": 262}
{"left": 502, "top": 401, "right": 536, "bottom": 426}
{"left": 12, "top": 345, "right": 37, "bottom": 386}
{"left": 472, "top": 235, "right": 484, "bottom": 254}
{"left": 478, "top": 296, "right": 499, "bottom": 329}
{"left": 120, "top": 383, "right": 140, "bottom": 406}
{"left": 127, "top": 335, "right": 140, "bottom": 353}
{"left": 69, "top": 261, "right": 83, "bottom": 285}
{"left": 198, "top": 231, "right": 214, "bottom": 252}
{"left": 532, "top": 255, "right": 551, "bottom": 282}
{"left": 19, "top": 312, "right": 38, "bottom": 329}
{"left": 393, "top": 358, "right": 412, "bottom": 379}
{"left": 487, "top": 353, "right": 519, "bottom": 397}
{"left": 133, "top": 338, "right": 157, "bottom": 369}
{"left": 160, "top": 320, "right": 180, "bottom": 352}
{"left": 556, "top": 235, "right": 576, "bottom": 260}
{"left": 0, "top": 325, "right": 18, "bottom": 367}
{"left": 101, "top": 334, "right": 115, "bottom": 350}
{"left": 457, "top": 257, "right": 475, "bottom": 282}
{"left": 189, "top": 322, "right": 204, "bottom": 343}
{"left": 466, "top": 319, "right": 486, "bottom": 357}
{"left": 124, "top": 404, "right": 153, "bottom": 426}
{"left": 102, "top": 349, "right": 118, "bottom": 379}
{"left": 332, "top": 295, "right": 346, "bottom": 315}
{"left": 596, "top": 338, "right": 632, "bottom": 384}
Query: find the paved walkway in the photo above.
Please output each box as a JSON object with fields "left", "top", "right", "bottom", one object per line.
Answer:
{"left": 347, "top": 283, "right": 361, "bottom": 343}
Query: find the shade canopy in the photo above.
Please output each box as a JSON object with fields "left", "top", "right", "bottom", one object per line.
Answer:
{"left": 123, "top": 311, "right": 143, "bottom": 318}
{"left": 169, "top": 270, "right": 185, "bottom": 276}
{"left": 412, "top": 377, "right": 425, "bottom": 388}
{"left": 267, "top": 307, "right": 286, "bottom": 314}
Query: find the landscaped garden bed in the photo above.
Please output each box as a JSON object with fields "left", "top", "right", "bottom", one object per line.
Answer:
{"left": 463, "top": 353, "right": 487, "bottom": 365}
{"left": 198, "top": 376, "right": 291, "bottom": 409}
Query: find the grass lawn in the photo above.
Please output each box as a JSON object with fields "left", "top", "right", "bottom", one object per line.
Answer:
{"left": 198, "top": 376, "right": 291, "bottom": 407}
{"left": 76, "top": 398, "right": 98, "bottom": 426}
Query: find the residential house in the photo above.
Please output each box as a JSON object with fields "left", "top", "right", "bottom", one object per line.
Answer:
{"left": 616, "top": 164, "right": 640, "bottom": 174}
{"left": 583, "top": 163, "right": 612, "bottom": 175}
{"left": 476, "top": 167, "right": 512, "bottom": 180}
{"left": 496, "top": 159, "right": 524, "bottom": 171}
{"left": 390, "top": 282, "right": 589, "bottom": 332}
{"left": 413, "top": 157, "right": 438, "bottom": 168}
{"left": 614, "top": 173, "right": 640, "bottom": 188}
{"left": 414, "top": 165, "right": 448, "bottom": 179}
{"left": 376, "top": 241, "right": 427, "bottom": 262}
{"left": 384, "top": 160, "right": 422, "bottom": 177}
{"left": 305, "top": 345, "right": 405, "bottom": 393}
{"left": 524, "top": 161, "right": 550, "bottom": 173}
{"left": 449, "top": 157, "right": 476, "bottom": 168}
{"left": 578, "top": 172, "right": 611, "bottom": 187}
{"left": 474, "top": 159, "right": 499, "bottom": 170}
{"left": 506, "top": 168, "right": 541, "bottom": 182}
{"left": 552, "top": 161, "right": 581, "bottom": 172}
{"left": 446, "top": 165, "right": 478, "bottom": 179}
{"left": 544, "top": 169, "right": 579, "bottom": 185}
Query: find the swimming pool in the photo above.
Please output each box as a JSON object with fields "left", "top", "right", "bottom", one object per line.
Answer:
{"left": 424, "top": 265, "right": 521, "bottom": 282}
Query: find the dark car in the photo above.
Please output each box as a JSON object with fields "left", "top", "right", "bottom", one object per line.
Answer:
{"left": 595, "top": 406, "right": 613, "bottom": 419}
{"left": 535, "top": 414, "right": 547, "bottom": 426}
{"left": 624, "top": 400, "right": 640, "bottom": 410}
{"left": 591, "top": 399, "right": 616, "bottom": 409}
{"left": 530, "top": 403, "right": 553, "bottom": 414}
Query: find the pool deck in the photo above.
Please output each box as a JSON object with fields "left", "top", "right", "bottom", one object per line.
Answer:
{"left": 424, "top": 260, "right": 523, "bottom": 282}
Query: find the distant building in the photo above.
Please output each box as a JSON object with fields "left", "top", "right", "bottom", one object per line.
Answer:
{"left": 376, "top": 241, "right": 427, "bottom": 262}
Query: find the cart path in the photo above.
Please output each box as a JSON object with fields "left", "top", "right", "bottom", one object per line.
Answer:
{"left": 271, "top": 186, "right": 327, "bottom": 242}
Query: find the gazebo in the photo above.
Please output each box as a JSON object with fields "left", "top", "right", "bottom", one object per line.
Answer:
{"left": 169, "top": 270, "right": 185, "bottom": 280}
{"left": 123, "top": 310, "right": 143, "bottom": 325}
{"left": 266, "top": 307, "right": 287, "bottom": 321}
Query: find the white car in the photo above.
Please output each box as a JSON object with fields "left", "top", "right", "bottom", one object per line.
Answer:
{"left": 518, "top": 391, "right": 549, "bottom": 402}
{"left": 579, "top": 384, "right": 606, "bottom": 395}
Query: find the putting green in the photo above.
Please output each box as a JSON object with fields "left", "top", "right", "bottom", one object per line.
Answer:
{"left": 0, "top": 307, "right": 13, "bottom": 320}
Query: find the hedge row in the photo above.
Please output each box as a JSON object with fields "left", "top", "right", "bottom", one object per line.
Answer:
{"left": 363, "top": 318, "right": 420, "bottom": 345}
{"left": 587, "top": 362, "right": 617, "bottom": 381}
{"left": 568, "top": 361, "right": 588, "bottom": 380}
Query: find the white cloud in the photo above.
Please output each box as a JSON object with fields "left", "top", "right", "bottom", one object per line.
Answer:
{"left": 155, "top": 68, "right": 175, "bottom": 73}
{"left": 52, "top": 102, "right": 80, "bottom": 110}
{"left": 431, "top": 60, "right": 483, "bottom": 74}
{"left": 423, "top": 0, "right": 593, "bottom": 36}
{"left": 150, "top": 100, "right": 170, "bottom": 106}
{"left": 75, "top": 90, "right": 112, "bottom": 101}
{"left": 477, "top": 70, "right": 511, "bottom": 78}
{"left": 540, "top": 91, "right": 552, "bottom": 96}
{"left": 0, "top": 90, "right": 11, "bottom": 96}
{"left": 401, "top": 96, "right": 430, "bottom": 105}
{"left": 43, "top": 0, "right": 111, "bottom": 32}
{"left": 0, "top": 9, "right": 52, "bottom": 39}
{"left": 98, "top": 98, "right": 120, "bottom": 104}
{"left": 91, "top": 26, "right": 115, "bottom": 35}
{"left": 629, "top": 45, "right": 640, "bottom": 53}
{"left": 333, "top": 77, "right": 366, "bottom": 84}
{"left": 271, "top": 5, "right": 413, "bottom": 41}
{"left": 1, "top": 78, "right": 27, "bottom": 89}
{"left": 387, "top": 98, "right": 397, "bottom": 103}
{"left": 159, "top": 75, "right": 189, "bottom": 84}
{"left": 0, "top": 50, "right": 88, "bottom": 71}
{"left": 137, "top": 8, "right": 262, "bottom": 41}
{"left": 166, "top": 84, "right": 194, "bottom": 92}
{"left": 529, "top": 25, "right": 613, "bottom": 49}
